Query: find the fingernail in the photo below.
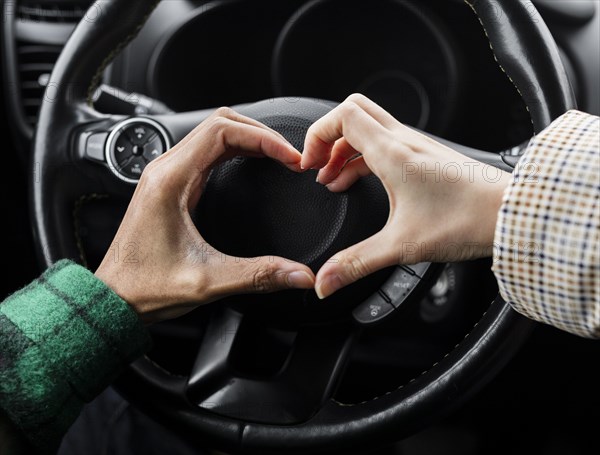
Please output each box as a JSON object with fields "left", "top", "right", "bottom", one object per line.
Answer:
{"left": 316, "top": 274, "right": 343, "bottom": 299}
{"left": 287, "top": 271, "right": 314, "bottom": 289}
{"left": 300, "top": 157, "right": 308, "bottom": 170}
{"left": 325, "top": 181, "right": 337, "bottom": 191}
{"left": 316, "top": 169, "right": 325, "bottom": 184}
{"left": 315, "top": 173, "right": 320, "bottom": 183}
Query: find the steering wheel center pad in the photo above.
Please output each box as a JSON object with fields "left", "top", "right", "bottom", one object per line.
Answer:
{"left": 196, "top": 99, "right": 391, "bottom": 324}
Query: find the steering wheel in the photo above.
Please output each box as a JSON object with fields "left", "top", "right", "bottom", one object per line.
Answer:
{"left": 31, "top": 0, "right": 576, "bottom": 453}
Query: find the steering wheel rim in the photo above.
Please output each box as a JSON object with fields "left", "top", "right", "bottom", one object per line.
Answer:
{"left": 31, "top": 0, "right": 576, "bottom": 453}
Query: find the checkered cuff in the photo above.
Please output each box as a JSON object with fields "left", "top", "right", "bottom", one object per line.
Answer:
{"left": 0, "top": 260, "right": 151, "bottom": 452}
{"left": 493, "top": 110, "right": 600, "bottom": 338}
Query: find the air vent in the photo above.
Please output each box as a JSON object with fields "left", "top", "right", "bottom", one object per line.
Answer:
{"left": 17, "top": 2, "right": 87, "bottom": 23}
{"left": 16, "top": 43, "right": 62, "bottom": 126}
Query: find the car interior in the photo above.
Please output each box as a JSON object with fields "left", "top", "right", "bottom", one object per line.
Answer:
{"left": 1, "top": 0, "right": 599, "bottom": 454}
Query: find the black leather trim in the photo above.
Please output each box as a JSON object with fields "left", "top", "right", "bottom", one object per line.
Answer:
{"left": 465, "top": 0, "right": 577, "bottom": 133}
{"left": 31, "top": 0, "right": 159, "bottom": 266}
{"left": 116, "top": 298, "right": 534, "bottom": 454}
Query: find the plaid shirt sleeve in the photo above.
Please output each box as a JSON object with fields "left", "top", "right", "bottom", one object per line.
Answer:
{"left": 493, "top": 110, "right": 600, "bottom": 338}
{"left": 0, "top": 260, "right": 151, "bottom": 453}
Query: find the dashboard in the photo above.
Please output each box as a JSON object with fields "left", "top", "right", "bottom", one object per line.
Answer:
{"left": 3, "top": 0, "right": 599, "bottom": 160}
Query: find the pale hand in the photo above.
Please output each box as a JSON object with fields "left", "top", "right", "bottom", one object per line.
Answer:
{"left": 301, "top": 94, "right": 511, "bottom": 299}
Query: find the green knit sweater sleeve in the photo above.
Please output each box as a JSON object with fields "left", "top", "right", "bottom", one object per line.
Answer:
{"left": 0, "top": 260, "right": 151, "bottom": 453}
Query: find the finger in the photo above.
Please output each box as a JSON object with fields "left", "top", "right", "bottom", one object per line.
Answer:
{"left": 218, "top": 121, "right": 302, "bottom": 171}
{"left": 179, "top": 120, "right": 302, "bottom": 209}
{"left": 324, "top": 156, "right": 372, "bottom": 192}
{"left": 167, "top": 107, "right": 293, "bottom": 155}
{"left": 345, "top": 95, "right": 429, "bottom": 151}
{"left": 301, "top": 101, "right": 391, "bottom": 171}
{"left": 343, "top": 93, "right": 401, "bottom": 131}
{"left": 315, "top": 228, "right": 396, "bottom": 299}
{"left": 315, "top": 138, "right": 360, "bottom": 185}
{"left": 211, "top": 255, "right": 315, "bottom": 297}
{"left": 211, "top": 107, "right": 293, "bottom": 146}
{"left": 185, "top": 118, "right": 302, "bottom": 175}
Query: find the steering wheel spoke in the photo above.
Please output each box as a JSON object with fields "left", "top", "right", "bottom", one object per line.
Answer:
{"left": 68, "top": 113, "right": 129, "bottom": 194}
{"left": 186, "top": 307, "right": 358, "bottom": 424}
{"left": 72, "top": 108, "right": 219, "bottom": 188}
{"left": 149, "top": 108, "right": 217, "bottom": 144}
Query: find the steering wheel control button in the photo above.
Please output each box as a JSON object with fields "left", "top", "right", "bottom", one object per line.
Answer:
{"left": 114, "top": 135, "right": 133, "bottom": 158}
{"left": 83, "top": 131, "right": 108, "bottom": 162}
{"left": 354, "top": 264, "right": 435, "bottom": 325}
{"left": 377, "top": 289, "right": 392, "bottom": 304}
{"left": 121, "top": 157, "right": 146, "bottom": 179}
{"left": 142, "top": 135, "right": 164, "bottom": 161}
{"left": 381, "top": 267, "right": 422, "bottom": 305}
{"left": 352, "top": 294, "right": 395, "bottom": 324}
{"left": 402, "top": 262, "right": 431, "bottom": 279}
{"left": 105, "top": 117, "right": 171, "bottom": 184}
{"left": 126, "top": 124, "right": 155, "bottom": 145}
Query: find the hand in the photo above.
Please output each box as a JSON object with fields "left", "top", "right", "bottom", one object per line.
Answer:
{"left": 95, "top": 108, "right": 315, "bottom": 324}
{"left": 301, "top": 94, "right": 511, "bottom": 299}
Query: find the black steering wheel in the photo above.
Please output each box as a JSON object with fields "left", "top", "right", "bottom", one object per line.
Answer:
{"left": 31, "top": 0, "right": 576, "bottom": 453}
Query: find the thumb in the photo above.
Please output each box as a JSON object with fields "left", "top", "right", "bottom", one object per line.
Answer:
{"left": 218, "top": 256, "right": 315, "bottom": 296}
{"left": 315, "top": 230, "right": 396, "bottom": 299}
